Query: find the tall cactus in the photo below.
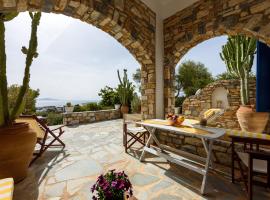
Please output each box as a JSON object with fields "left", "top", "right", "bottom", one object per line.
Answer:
{"left": 0, "top": 12, "right": 41, "bottom": 127}
{"left": 220, "top": 35, "right": 256, "bottom": 105}
{"left": 117, "top": 69, "right": 134, "bottom": 106}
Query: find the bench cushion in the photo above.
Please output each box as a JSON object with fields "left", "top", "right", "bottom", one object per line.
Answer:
{"left": 0, "top": 178, "right": 14, "bottom": 200}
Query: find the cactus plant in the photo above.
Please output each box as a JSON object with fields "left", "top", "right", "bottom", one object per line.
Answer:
{"left": 0, "top": 12, "right": 41, "bottom": 128}
{"left": 220, "top": 35, "right": 256, "bottom": 105}
{"left": 117, "top": 69, "right": 134, "bottom": 106}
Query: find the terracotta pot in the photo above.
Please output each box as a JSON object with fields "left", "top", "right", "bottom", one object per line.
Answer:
{"left": 236, "top": 105, "right": 269, "bottom": 132}
{"left": 0, "top": 123, "right": 37, "bottom": 183}
{"left": 121, "top": 105, "right": 129, "bottom": 114}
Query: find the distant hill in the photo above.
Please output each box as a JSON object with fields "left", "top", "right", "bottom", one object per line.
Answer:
{"left": 38, "top": 98, "right": 59, "bottom": 101}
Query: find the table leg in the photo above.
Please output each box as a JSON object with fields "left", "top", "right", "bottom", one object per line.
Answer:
{"left": 201, "top": 138, "right": 215, "bottom": 167}
{"left": 201, "top": 140, "right": 213, "bottom": 194}
{"left": 139, "top": 128, "right": 155, "bottom": 162}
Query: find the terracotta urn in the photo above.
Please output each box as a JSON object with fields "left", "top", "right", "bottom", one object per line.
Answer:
{"left": 121, "top": 105, "right": 129, "bottom": 114}
{"left": 236, "top": 105, "right": 269, "bottom": 132}
{"left": 0, "top": 123, "right": 37, "bottom": 183}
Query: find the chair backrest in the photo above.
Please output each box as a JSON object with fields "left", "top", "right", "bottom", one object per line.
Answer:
{"left": 16, "top": 115, "right": 45, "bottom": 139}
{"left": 201, "top": 108, "right": 224, "bottom": 123}
{"left": 231, "top": 135, "right": 270, "bottom": 152}
{"left": 123, "top": 114, "right": 142, "bottom": 123}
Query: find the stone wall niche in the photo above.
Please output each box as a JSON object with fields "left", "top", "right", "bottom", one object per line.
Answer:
{"left": 211, "top": 87, "right": 229, "bottom": 109}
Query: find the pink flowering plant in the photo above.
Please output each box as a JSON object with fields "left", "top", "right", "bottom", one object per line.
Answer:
{"left": 91, "top": 170, "right": 133, "bottom": 200}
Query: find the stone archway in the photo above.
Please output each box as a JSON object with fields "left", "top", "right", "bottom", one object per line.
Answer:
{"left": 0, "top": 0, "right": 156, "bottom": 118}
{"left": 163, "top": 0, "right": 270, "bottom": 113}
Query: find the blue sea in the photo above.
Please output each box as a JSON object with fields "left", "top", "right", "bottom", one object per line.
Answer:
{"left": 36, "top": 99, "right": 97, "bottom": 107}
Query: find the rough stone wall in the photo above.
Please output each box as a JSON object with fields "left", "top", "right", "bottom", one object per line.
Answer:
{"left": 164, "top": 0, "right": 270, "bottom": 113}
{"left": 158, "top": 79, "right": 270, "bottom": 167}
{"left": 63, "top": 109, "right": 121, "bottom": 125}
{"left": 156, "top": 130, "right": 232, "bottom": 166}
{"left": 182, "top": 79, "right": 256, "bottom": 129}
{"left": 0, "top": 0, "right": 156, "bottom": 119}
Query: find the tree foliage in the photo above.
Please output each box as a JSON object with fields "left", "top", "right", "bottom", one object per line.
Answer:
{"left": 132, "top": 68, "right": 141, "bottom": 84}
{"left": 98, "top": 86, "right": 120, "bottom": 107}
{"left": 8, "top": 85, "right": 39, "bottom": 114}
{"left": 132, "top": 68, "right": 141, "bottom": 93}
{"left": 175, "top": 60, "right": 214, "bottom": 97}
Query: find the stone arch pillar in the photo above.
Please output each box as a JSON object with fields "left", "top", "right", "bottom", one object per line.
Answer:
{"left": 1, "top": 0, "right": 156, "bottom": 118}
{"left": 164, "top": 0, "right": 270, "bottom": 113}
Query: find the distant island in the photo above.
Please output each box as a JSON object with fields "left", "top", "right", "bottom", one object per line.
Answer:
{"left": 37, "top": 98, "right": 60, "bottom": 101}
{"left": 36, "top": 98, "right": 98, "bottom": 108}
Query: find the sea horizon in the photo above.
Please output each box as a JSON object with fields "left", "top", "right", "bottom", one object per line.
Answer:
{"left": 36, "top": 98, "right": 98, "bottom": 107}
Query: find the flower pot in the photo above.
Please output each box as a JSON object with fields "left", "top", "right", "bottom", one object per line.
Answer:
{"left": 64, "top": 106, "right": 74, "bottom": 113}
{"left": 0, "top": 123, "right": 37, "bottom": 183}
{"left": 121, "top": 105, "right": 129, "bottom": 114}
{"left": 174, "top": 107, "right": 180, "bottom": 114}
{"left": 114, "top": 104, "right": 121, "bottom": 110}
{"left": 236, "top": 105, "right": 269, "bottom": 132}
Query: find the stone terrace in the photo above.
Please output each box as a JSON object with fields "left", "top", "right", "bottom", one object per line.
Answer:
{"left": 14, "top": 120, "right": 270, "bottom": 200}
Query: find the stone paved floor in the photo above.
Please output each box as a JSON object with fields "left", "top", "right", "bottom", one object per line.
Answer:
{"left": 14, "top": 119, "right": 270, "bottom": 200}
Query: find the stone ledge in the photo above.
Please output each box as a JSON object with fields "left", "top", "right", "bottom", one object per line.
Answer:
{"left": 63, "top": 109, "right": 121, "bottom": 126}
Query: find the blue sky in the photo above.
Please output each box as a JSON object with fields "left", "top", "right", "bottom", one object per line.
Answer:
{"left": 6, "top": 12, "right": 255, "bottom": 100}
{"left": 178, "top": 36, "right": 228, "bottom": 72}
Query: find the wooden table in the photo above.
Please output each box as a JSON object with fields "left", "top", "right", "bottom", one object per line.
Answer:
{"left": 137, "top": 119, "right": 226, "bottom": 194}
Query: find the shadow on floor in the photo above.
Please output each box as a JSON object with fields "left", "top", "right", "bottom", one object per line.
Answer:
{"left": 127, "top": 147, "right": 270, "bottom": 200}
{"left": 14, "top": 149, "right": 69, "bottom": 200}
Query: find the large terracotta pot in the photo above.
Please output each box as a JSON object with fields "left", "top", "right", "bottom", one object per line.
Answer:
{"left": 0, "top": 123, "right": 37, "bottom": 183}
{"left": 121, "top": 105, "right": 129, "bottom": 114}
{"left": 236, "top": 105, "right": 269, "bottom": 132}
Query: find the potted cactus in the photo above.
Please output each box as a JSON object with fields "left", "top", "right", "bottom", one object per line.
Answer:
{"left": 220, "top": 35, "right": 269, "bottom": 132}
{"left": 117, "top": 69, "right": 134, "bottom": 114}
{"left": 0, "top": 12, "right": 41, "bottom": 182}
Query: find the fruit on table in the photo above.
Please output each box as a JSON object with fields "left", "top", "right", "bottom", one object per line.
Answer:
{"left": 166, "top": 114, "right": 185, "bottom": 125}
{"left": 176, "top": 116, "right": 185, "bottom": 124}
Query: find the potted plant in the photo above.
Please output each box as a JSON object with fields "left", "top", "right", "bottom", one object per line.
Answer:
{"left": 91, "top": 170, "right": 135, "bottom": 200}
{"left": 0, "top": 12, "right": 41, "bottom": 182}
{"left": 64, "top": 102, "right": 74, "bottom": 113}
{"left": 220, "top": 35, "right": 269, "bottom": 132}
{"left": 117, "top": 69, "right": 134, "bottom": 114}
{"left": 113, "top": 93, "right": 121, "bottom": 110}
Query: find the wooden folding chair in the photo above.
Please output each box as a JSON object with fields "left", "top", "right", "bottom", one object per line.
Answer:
{"left": 231, "top": 135, "right": 270, "bottom": 200}
{"left": 16, "top": 115, "right": 65, "bottom": 165}
{"left": 123, "top": 114, "right": 148, "bottom": 153}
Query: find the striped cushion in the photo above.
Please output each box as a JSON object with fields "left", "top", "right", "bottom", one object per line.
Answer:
{"left": 225, "top": 129, "right": 270, "bottom": 140}
{"left": 0, "top": 178, "right": 14, "bottom": 200}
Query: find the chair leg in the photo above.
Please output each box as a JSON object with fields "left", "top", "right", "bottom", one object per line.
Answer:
{"left": 231, "top": 141, "right": 235, "bottom": 183}
{"left": 237, "top": 157, "right": 248, "bottom": 190}
{"left": 248, "top": 155, "right": 253, "bottom": 200}
{"left": 267, "top": 160, "right": 270, "bottom": 188}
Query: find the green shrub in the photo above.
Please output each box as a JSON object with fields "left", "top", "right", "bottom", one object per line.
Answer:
{"left": 131, "top": 93, "right": 141, "bottom": 113}
{"left": 85, "top": 102, "right": 103, "bottom": 111}
{"left": 98, "top": 86, "right": 120, "bottom": 107}
{"left": 47, "top": 112, "right": 63, "bottom": 125}
{"left": 73, "top": 104, "right": 86, "bottom": 112}
{"left": 36, "top": 111, "right": 48, "bottom": 117}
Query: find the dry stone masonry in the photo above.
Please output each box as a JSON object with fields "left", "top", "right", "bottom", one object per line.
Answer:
{"left": 0, "top": 0, "right": 156, "bottom": 119}
{"left": 182, "top": 79, "right": 256, "bottom": 130}
{"left": 164, "top": 0, "right": 270, "bottom": 113}
{"left": 63, "top": 109, "right": 121, "bottom": 125}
